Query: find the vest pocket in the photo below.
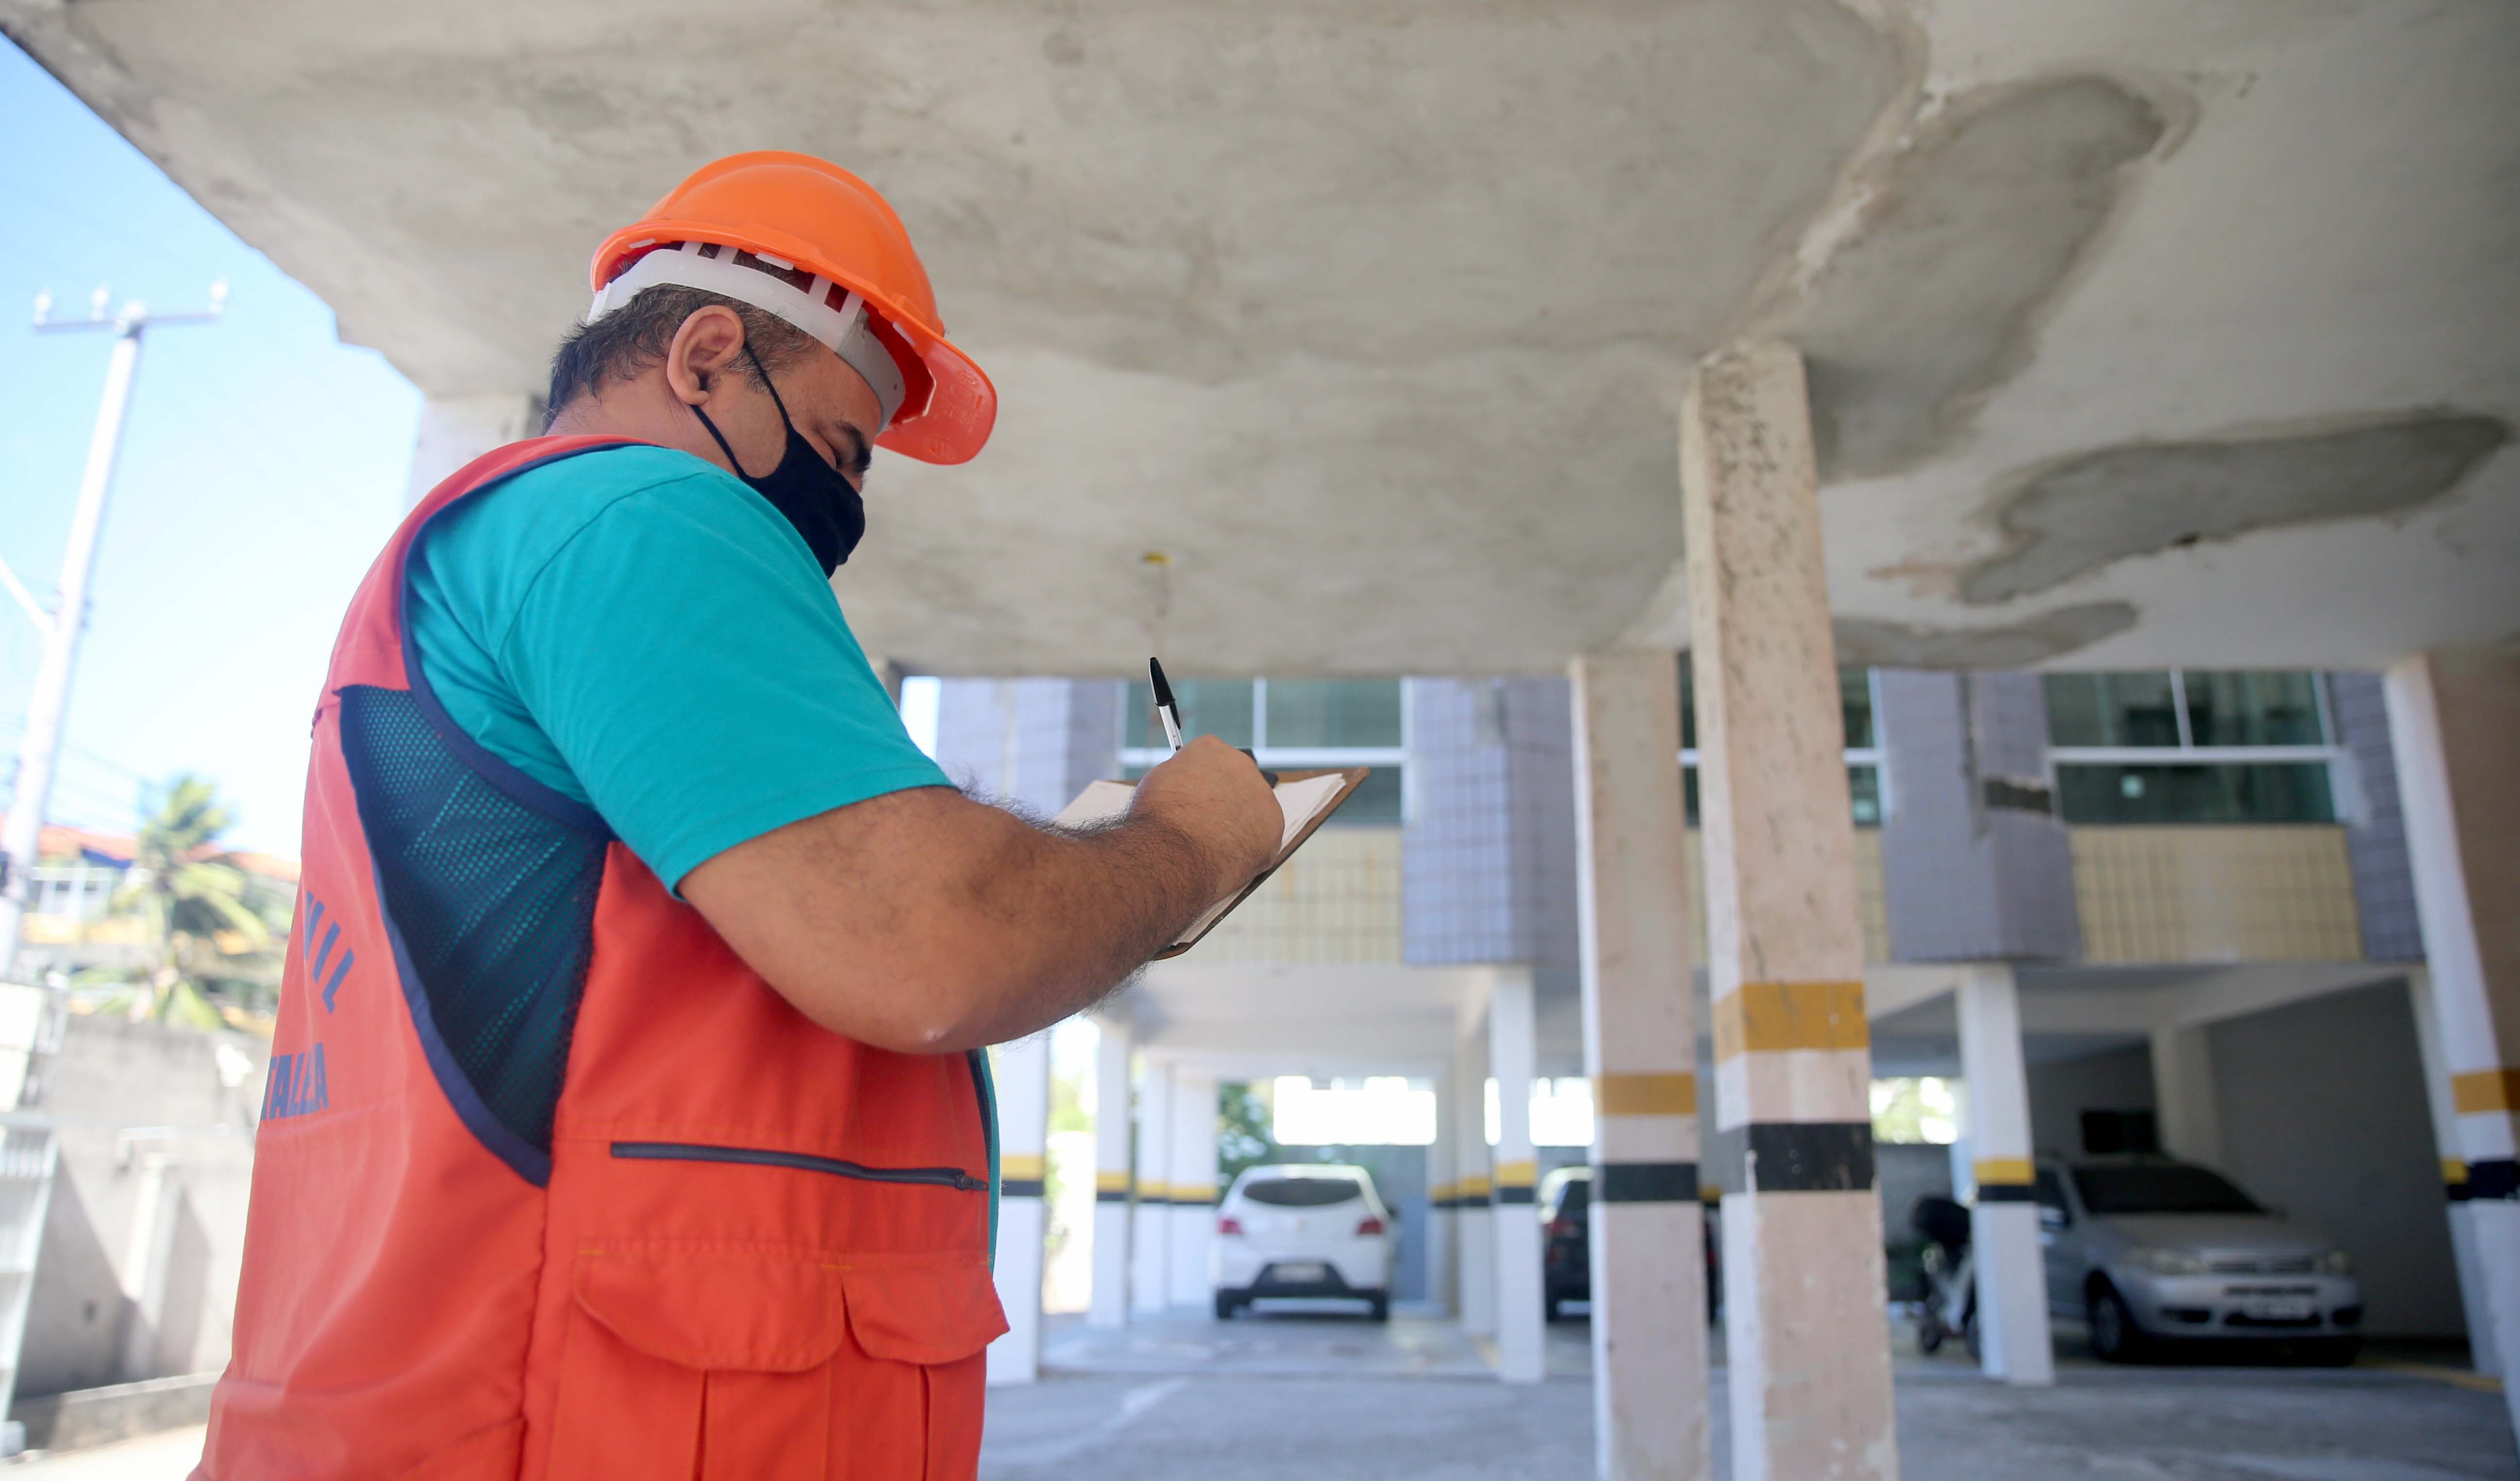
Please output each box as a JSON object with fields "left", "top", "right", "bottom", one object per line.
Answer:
{"left": 839, "top": 1259, "right": 1009, "bottom": 1481}
{"left": 545, "top": 1245, "right": 1006, "bottom": 1481}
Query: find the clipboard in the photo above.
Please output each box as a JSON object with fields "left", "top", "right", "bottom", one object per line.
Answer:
{"left": 1050, "top": 766, "right": 1374, "bottom": 958}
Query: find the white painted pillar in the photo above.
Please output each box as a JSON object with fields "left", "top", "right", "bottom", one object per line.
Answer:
{"left": 1168, "top": 1069, "right": 1219, "bottom": 1308}
{"left": 2387, "top": 649, "right": 2520, "bottom": 1428}
{"left": 2149, "top": 1023, "right": 2223, "bottom": 1167}
{"left": 1455, "top": 1040, "right": 1498, "bottom": 1337}
{"left": 987, "top": 1034, "right": 1051, "bottom": 1386}
{"left": 1131, "top": 1061, "right": 1173, "bottom": 1316}
{"left": 1089, "top": 1016, "right": 1135, "bottom": 1329}
{"left": 1570, "top": 650, "right": 1710, "bottom": 1479}
{"left": 1428, "top": 1066, "right": 1458, "bottom": 1314}
{"left": 1684, "top": 341, "right": 1898, "bottom": 1481}
{"left": 405, "top": 392, "right": 541, "bottom": 508}
{"left": 2410, "top": 968, "right": 2501, "bottom": 1374}
{"left": 1955, "top": 965, "right": 2053, "bottom": 1385}
{"left": 1490, "top": 969, "right": 1545, "bottom": 1383}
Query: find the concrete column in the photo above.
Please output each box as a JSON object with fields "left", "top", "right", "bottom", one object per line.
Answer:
{"left": 1428, "top": 1066, "right": 1458, "bottom": 1314}
{"left": 2410, "top": 969, "right": 2501, "bottom": 1375}
{"left": 987, "top": 1034, "right": 1051, "bottom": 1386}
{"left": 1455, "top": 1041, "right": 1497, "bottom": 1337}
{"left": 1131, "top": 1061, "right": 1172, "bottom": 1316}
{"left": 1167, "top": 1070, "right": 1219, "bottom": 1308}
{"left": 115, "top": 1155, "right": 183, "bottom": 1381}
{"left": 1570, "top": 650, "right": 1710, "bottom": 1480}
{"left": 1954, "top": 964, "right": 2053, "bottom": 1385}
{"left": 2386, "top": 649, "right": 2520, "bottom": 1426}
{"left": 405, "top": 392, "right": 541, "bottom": 507}
{"left": 2149, "top": 1024, "right": 2223, "bottom": 1166}
{"left": 1089, "top": 1016, "right": 1135, "bottom": 1329}
{"left": 1683, "top": 341, "right": 1897, "bottom": 1481}
{"left": 1490, "top": 970, "right": 1545, "bottom": 1383}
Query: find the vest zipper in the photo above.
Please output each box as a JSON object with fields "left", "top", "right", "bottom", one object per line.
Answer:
{"left": 610, "top": 1141, "right": 985, "bottom": 1192}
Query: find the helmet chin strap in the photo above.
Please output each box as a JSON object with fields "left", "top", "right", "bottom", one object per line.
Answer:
{"left": 588, "top": 240, "right": 907, "bottom": 430}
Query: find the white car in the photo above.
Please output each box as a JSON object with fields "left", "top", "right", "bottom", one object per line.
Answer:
{"left": 1212, "top": 1164, "right": 1397, "bottom": 1321}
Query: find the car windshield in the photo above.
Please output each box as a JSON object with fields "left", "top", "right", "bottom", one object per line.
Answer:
{"left": 1241, "top": 1177, "right": 1365, "bottom": 1207}
{"left": 2071, "top": 1164, "right": 2260, "bottom": 1215}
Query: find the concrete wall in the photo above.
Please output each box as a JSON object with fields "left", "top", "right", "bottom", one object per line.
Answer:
{"left": 2208, "top": 981, "right": 2462, "bottom": 1338}
{"left": 2026, "top": 1043, "right": 2156, "bottom": 1162}
{"left": 20, "top": 1015, "right": 265, "bottom": 1398}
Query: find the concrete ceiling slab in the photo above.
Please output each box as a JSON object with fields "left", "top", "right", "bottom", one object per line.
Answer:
{"left": 8, "top": 0, "right": 2516, "bottom": 673}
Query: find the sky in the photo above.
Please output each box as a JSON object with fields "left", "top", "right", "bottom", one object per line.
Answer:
{"left": 0, "top": 41, "right": 421, "bottom": 856}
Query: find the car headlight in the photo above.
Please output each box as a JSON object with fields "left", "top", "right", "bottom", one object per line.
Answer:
{"left": 2125, "top": 1247, "right": 2207, "bottom": 1276}
{"left": 2316, "top": 1249, "right": 2354, "bottom": 1275}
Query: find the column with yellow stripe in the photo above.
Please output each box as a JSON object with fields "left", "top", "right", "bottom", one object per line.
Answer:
{"left": 1167, "top": 1069, "right": 1221, "bottom": 1308}
{"left": 1571, "top": 650, "right": 1709, "bottom": 1481}
{"left": 1427, "top": 1054, "right": 1458, "bottom": 1316}
{"left": 2409, "top": 970, "right": 2502, "bottom": 1374}
{"left": 1684, "top": 341, "right": 1897, "bottom": 1481}
{"left": 1131, "top": 1061, "right": 1173, "bottom": 1317}
{"left": 986, "top": 1032, "right": 1051, "bottom": 1385}
{"left": 2388, "top": 646, "right": 2520, "bottom": 1432}
{"left": 1489, "top": 969, "right": 1546, "bottom": 1383}
{"left": 1454, "top": 1026, "right": 1497, "bottom": 1338}
{"left": 1088, "top": 1013, "right": 1134, "bottom": 1329}
{"left": 1954, "top": 964, "right": 2053, "bottom": 1384}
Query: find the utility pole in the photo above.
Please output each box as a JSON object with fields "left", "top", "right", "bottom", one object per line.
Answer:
{"left": 0, "top": 283, "right": 226, "bottom": 982}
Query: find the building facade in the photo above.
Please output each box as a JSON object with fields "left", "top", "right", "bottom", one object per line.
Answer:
{"left": 938, "top": 663, "right": 2474, "bottom": 1381}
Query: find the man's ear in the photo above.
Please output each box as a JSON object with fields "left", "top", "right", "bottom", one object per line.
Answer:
{"left": 665, "top": 306, "right": 751, "bottom": 407}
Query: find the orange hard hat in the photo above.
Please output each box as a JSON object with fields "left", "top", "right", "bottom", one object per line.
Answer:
{"left": 588, "top": 151, "right": 995, "bottom": 465}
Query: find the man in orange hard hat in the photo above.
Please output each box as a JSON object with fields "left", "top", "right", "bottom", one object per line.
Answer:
{"left": 198, "top": 152, "right": 1281, "bottom": 1480}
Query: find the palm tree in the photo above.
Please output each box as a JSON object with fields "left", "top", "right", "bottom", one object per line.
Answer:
{"left": 102, "top": 775, "right": 276, "bottom": 1029}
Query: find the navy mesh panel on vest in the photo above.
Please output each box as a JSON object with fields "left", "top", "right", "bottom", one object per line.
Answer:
{"left": 337, "top": 684, "right": 605, "bottom": 1157}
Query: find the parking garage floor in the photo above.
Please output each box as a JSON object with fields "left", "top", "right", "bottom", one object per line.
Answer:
{"left": 12, "top": 1318, "right": 2510, "bottom": 1478}
{"left": 990, "top": 1310, "right": 2517, "bottom": 1481}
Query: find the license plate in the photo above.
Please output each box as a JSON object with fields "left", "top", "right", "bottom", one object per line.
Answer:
{"left": 2239, "top": 1297, "right": 2316, "bottom": 1321}
{"left": 1273, "top": 1262, "right": 1326, "bottom": 1283}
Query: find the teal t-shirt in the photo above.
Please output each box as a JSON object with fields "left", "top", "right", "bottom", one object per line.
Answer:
{"left": 404, "top": 443, "right": 949, "bottom": 893}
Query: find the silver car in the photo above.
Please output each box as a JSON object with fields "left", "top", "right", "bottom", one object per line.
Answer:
{"left": 2035, "top": 1159, "right": 2362, "bottom": 1363}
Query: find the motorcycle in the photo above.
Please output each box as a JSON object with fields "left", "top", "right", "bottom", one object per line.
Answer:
{"left": 1909, "top": 1193, "right": 1979, "bottom": 1362}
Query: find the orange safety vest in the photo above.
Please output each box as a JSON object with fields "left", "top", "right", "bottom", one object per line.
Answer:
{"left": 197, "top": 437, "right": 1006, "bottom": 1481}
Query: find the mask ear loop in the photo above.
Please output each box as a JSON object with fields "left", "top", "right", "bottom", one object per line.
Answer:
{"left": 687, "top": 369, "right": 758, "bottom": 479}
{"left": 689, "top": 340, "right": 804, "bottom": 481}
{"left": 742, "top": 342, "right": 800, "bottom": 431}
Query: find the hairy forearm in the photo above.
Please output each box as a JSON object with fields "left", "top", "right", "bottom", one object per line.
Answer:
{"left": 924, "top": 810, "right": 1222, "bottom": 1047}
{"left": 683, "top": 787, "right": 1235, "bottom": 1055}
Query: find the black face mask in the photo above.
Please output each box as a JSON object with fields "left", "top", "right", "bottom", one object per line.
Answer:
{"left": 690, "top": 345, "right": 867, "bottom": 576}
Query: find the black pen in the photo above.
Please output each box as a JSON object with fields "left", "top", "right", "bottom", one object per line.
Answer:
{"left": 1149, "top": 657, "right": 1185, "bottom": 752}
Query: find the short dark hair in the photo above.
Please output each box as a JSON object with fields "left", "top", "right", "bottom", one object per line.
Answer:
{"left": 543, "top": 286, "right": 818, "bottom": 428}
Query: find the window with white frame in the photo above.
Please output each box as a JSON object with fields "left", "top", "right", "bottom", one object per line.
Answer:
{"left": 1119, "top": 678, "right": 1407, "bottom": 823}
{"left": 2042, "top": 670, "right": 2343, "bottom": 824}
{"left": 1677, "top": 663, "right": 1886, "bottom": 827}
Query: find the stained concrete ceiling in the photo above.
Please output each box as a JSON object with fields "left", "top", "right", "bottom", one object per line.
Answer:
{"left": 6, "top": 0, "right": 2515, "bottom": 676}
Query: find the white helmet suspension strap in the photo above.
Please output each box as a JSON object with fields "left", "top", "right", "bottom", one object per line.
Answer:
{"left": 586, "top": 240, "right": 908, "bottom": 431}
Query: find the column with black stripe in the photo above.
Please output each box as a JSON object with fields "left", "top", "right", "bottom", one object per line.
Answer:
{"left": 1571, "top": 650, "right": 1710, "bottom": 1481}
{"left": 1131, "top": 1061, "right": 1173, "bottom": 1317}
{"left": 987, "top": 1032, "right": 1051, "bottom": 1384}
{"left": 1087, "top": 1011, "right": 1134, "bottom": 1330}
{"left": 1685, "top": 341, "right": 1898, "bottom": 1481}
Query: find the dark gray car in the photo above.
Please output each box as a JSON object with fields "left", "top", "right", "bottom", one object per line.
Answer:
{"left": 2035, "top": 1159, "right": 2361, "bottom": 1363}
